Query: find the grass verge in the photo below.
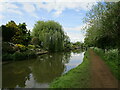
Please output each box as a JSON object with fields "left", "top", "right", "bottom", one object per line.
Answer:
{"left": 50, "top": 50, "right": 90, "bottom": 88}
{"left": 93, "top": 47, "right": 120, "bottom": 80}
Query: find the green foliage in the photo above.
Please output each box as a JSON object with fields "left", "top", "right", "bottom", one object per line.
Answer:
{"left": 13, "top": 51, "right": 25, "bottom": 60}
{"left": 31, "top": 37, "right": 40, "bottom": 46}
{"left": 2, "top": 53, "right": 13, "bottom": 61}
{"left": 2, "top": 42, "right": 27, "bottom": 54}
{"left": 32, "top": 20, "right": 69, "bottom": 52}
{"left": 2, "top": 50, "right": 37, "bottom": 61}
{"left": 50, "top": 50, "right": 90, "bottom": 88}
{"left": 1, "top": 20, "right": 31, "bottom": 45}
{"left": 1, "top": 21, "right": 18, "bottom": 42}
{"left": 27, "top": 45, "right": 36, "bottom": 49}
{"left": 15, "top": 44, "right": 26, "bottom": 51}
{"left": 93, "top": 47, "right": 119, "bottom": 80}
{"left": 84, "top": 2, "right": 120, "bottom": 49}
{"left": 2, "top": 42, "right": 16, "bottom": 54}
{"left": 12, "top": 23, "right": 31, "bottom": 45}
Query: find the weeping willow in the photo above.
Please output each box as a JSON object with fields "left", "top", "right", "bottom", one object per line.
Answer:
{"left": 32, "top": 20, "right": 69, "bottom": 52}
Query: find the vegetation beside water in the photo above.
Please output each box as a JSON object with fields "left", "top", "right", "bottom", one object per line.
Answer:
{"left": 84, "top": 2, "right": 120, "bottom": 50}
{"left": 1, "top": 20, "right": 85, "bottom": 61}
{"left": 50, "top": 50, "right": 90, "bottom": 88}
{"left": 93, "top": 47, "right": 120, "bottom": 80}
{"left": 1, "top": 1, "right": 119, "bottom": 88}
{"left": 84, "top": 2, "right": 119, "bottom": 80}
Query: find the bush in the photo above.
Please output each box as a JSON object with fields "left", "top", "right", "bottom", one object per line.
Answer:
{"left": 27, "top": 45, "right": 35, "bottom": 49}
{"left": 2, "top": 42, "right": 16, "bottom": 53}
{"left": 12, "top": 50, "right": 36, "bottom": 60}
{"left": 2, "top": 53, "right": 13, "bottom": 61}
{"left": 13, "top": 51, "right": 26, "bottom": 60}
{"left": 25, "top": 50, "right": 37, "bottom": 58}
{"left": 15, "top": 44, "right": 26, "bottom": 51}
{"left": 31, "top": 37, "right": 39, "bottom": 45}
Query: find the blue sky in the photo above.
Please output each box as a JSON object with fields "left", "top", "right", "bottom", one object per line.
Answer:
{"left": 0, "top": 0, "right": 97, "bottom": 42}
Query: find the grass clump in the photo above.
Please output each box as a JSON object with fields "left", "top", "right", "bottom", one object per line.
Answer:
{"left": 93, "top": 47, "right": 119, "bottom": 80}
{"left": 50, "top": 50, "right": 90, "bottom": 88}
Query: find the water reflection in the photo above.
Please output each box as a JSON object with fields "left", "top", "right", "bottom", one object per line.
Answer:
{"left": 31, "top": 53, "right": 68, "bottom": 83}
{"left": 2, "top": 50, "right": 84, "bottom": 88}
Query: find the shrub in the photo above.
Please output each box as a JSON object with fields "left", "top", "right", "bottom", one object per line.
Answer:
{"left": 13, "top": 51, "right": 25, "bottom": 60}
{"left": 26, "top": 50, "right": 37, "bottom": 58}
{"left": 15, "top": 44, "right": 26, "bottom": 51}
{"left": 2, "top": 42, "right": 15, "bottom": 53}
{"left": 27, "top": 45, "right": 35, "bottom": 49}
{"left": 2, "top": 49, "right": 37, "bottom": 61}
{"left": 2, "top": 53, "right": 13, "bottom": 61}
{"left": 31, "top": 37, "right": 39, "bottom": 45}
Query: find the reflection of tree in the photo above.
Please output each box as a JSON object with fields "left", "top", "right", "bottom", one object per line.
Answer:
{"left": 31, "top": 52, "right": 71, "bottom": 83}
{"left": 2, "top": 52, "right": 72, "bottom": 88}
{"left": 62, "top": 52, "right": 71, "bottom": 64}
{"left": 2, "top": 60, "right": 32, "bottom": 88}
{"left": 72, "top": 49, "right": 85, "bottom": 54}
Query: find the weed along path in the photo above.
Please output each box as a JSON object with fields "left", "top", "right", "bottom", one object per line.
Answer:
{"left": 89, "top": 49, "right": 118, "bottom": 88}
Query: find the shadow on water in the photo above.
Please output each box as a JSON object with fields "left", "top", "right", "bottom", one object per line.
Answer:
{"left": 2, "top": 50, "right": 84, "bottom": 88}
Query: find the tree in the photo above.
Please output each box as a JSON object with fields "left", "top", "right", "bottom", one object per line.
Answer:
{"left": 84, "top": 2, "right": 120, "bottom": 50}
{"left": 1, "top": 21, "right": 18, "bottom": 42}
{"left": 1, "top": 20, "right": 31, "bottom": 45}
{"left": 32, "top": 20, "right": 69, "bottom": 52}
{"left": 12, "top": 23, "right": 31, "bottom": 45}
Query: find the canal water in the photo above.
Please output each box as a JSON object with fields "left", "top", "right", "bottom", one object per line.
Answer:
{"left": 2, "top": 50, "right": 84, "bottom": 88}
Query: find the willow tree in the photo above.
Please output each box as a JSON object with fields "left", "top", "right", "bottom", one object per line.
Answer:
{"left": 32, "top": 20, "right": 68, "bottom": 52}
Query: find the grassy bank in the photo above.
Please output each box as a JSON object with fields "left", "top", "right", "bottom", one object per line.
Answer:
{"left": 50, "top": 50, "right": 90, "bottom": 88}
{"left": 93, "top": 47, "right": 119, "bottom": 80}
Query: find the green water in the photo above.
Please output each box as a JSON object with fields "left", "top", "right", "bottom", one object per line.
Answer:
{"left": 2, "top": 51, "right": 84, "bottom": 88}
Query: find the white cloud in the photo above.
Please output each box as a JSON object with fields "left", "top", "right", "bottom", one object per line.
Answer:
{"left": 0, "top": 2, "right": 23, "bottom": 16}
{"left": 0, "top": 1, "right": 97, "bottom": 18}
{"left": 22, "top": 3, "right": 36, "bottom": 13}
{"left": 0, "top": 0, "right": 102, "bottom": 2}
{"left": 63, "top": 24, "right": 88, "bottom": 42}
{"left": 8, "top": 9, "right": 23, "bottom": 15}
{"left": 35, "top": 1, "right": 97, "bottom": 17}
{"left": 22, "top": 3, "right": 39, "bottom": 18}
{"left": 67, "top": 32, "right": 85, "bottom": 42}
{"left": 0, "top": 15, "right": 4, "bottom": 19}
{"left": 64, "top": 23, "right": 87, "bottom": 32}
{"left": 54, "top": 10, "right": 62, "bottom": 17}
{"left": 0, "top": 2, "right": 18, "bottom": 11}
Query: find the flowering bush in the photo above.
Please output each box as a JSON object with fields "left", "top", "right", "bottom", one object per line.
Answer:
{"left": 15, "top": 44, "right": 26, "bottom": 51}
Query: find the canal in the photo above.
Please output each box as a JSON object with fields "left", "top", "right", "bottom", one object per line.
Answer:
{"left": 2, "top": 50, "right": 85, "bottom": 88}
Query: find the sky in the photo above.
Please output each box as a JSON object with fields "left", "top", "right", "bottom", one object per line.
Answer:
{"left": 0, "top": 0, "right": 99, "bottom": 42}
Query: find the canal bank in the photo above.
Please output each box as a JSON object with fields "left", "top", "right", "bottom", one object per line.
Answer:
{"left": 50, "top": 50, "right": 90, "bottom": 88}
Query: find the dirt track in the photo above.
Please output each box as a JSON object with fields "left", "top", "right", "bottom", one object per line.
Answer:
{"left": 89, "top": 49, "right": 119, "bottom": 88}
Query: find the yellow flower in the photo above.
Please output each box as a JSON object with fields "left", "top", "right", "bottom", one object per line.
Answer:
{"left": 16, "top": 44, "right": 25, "bottom": 48}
